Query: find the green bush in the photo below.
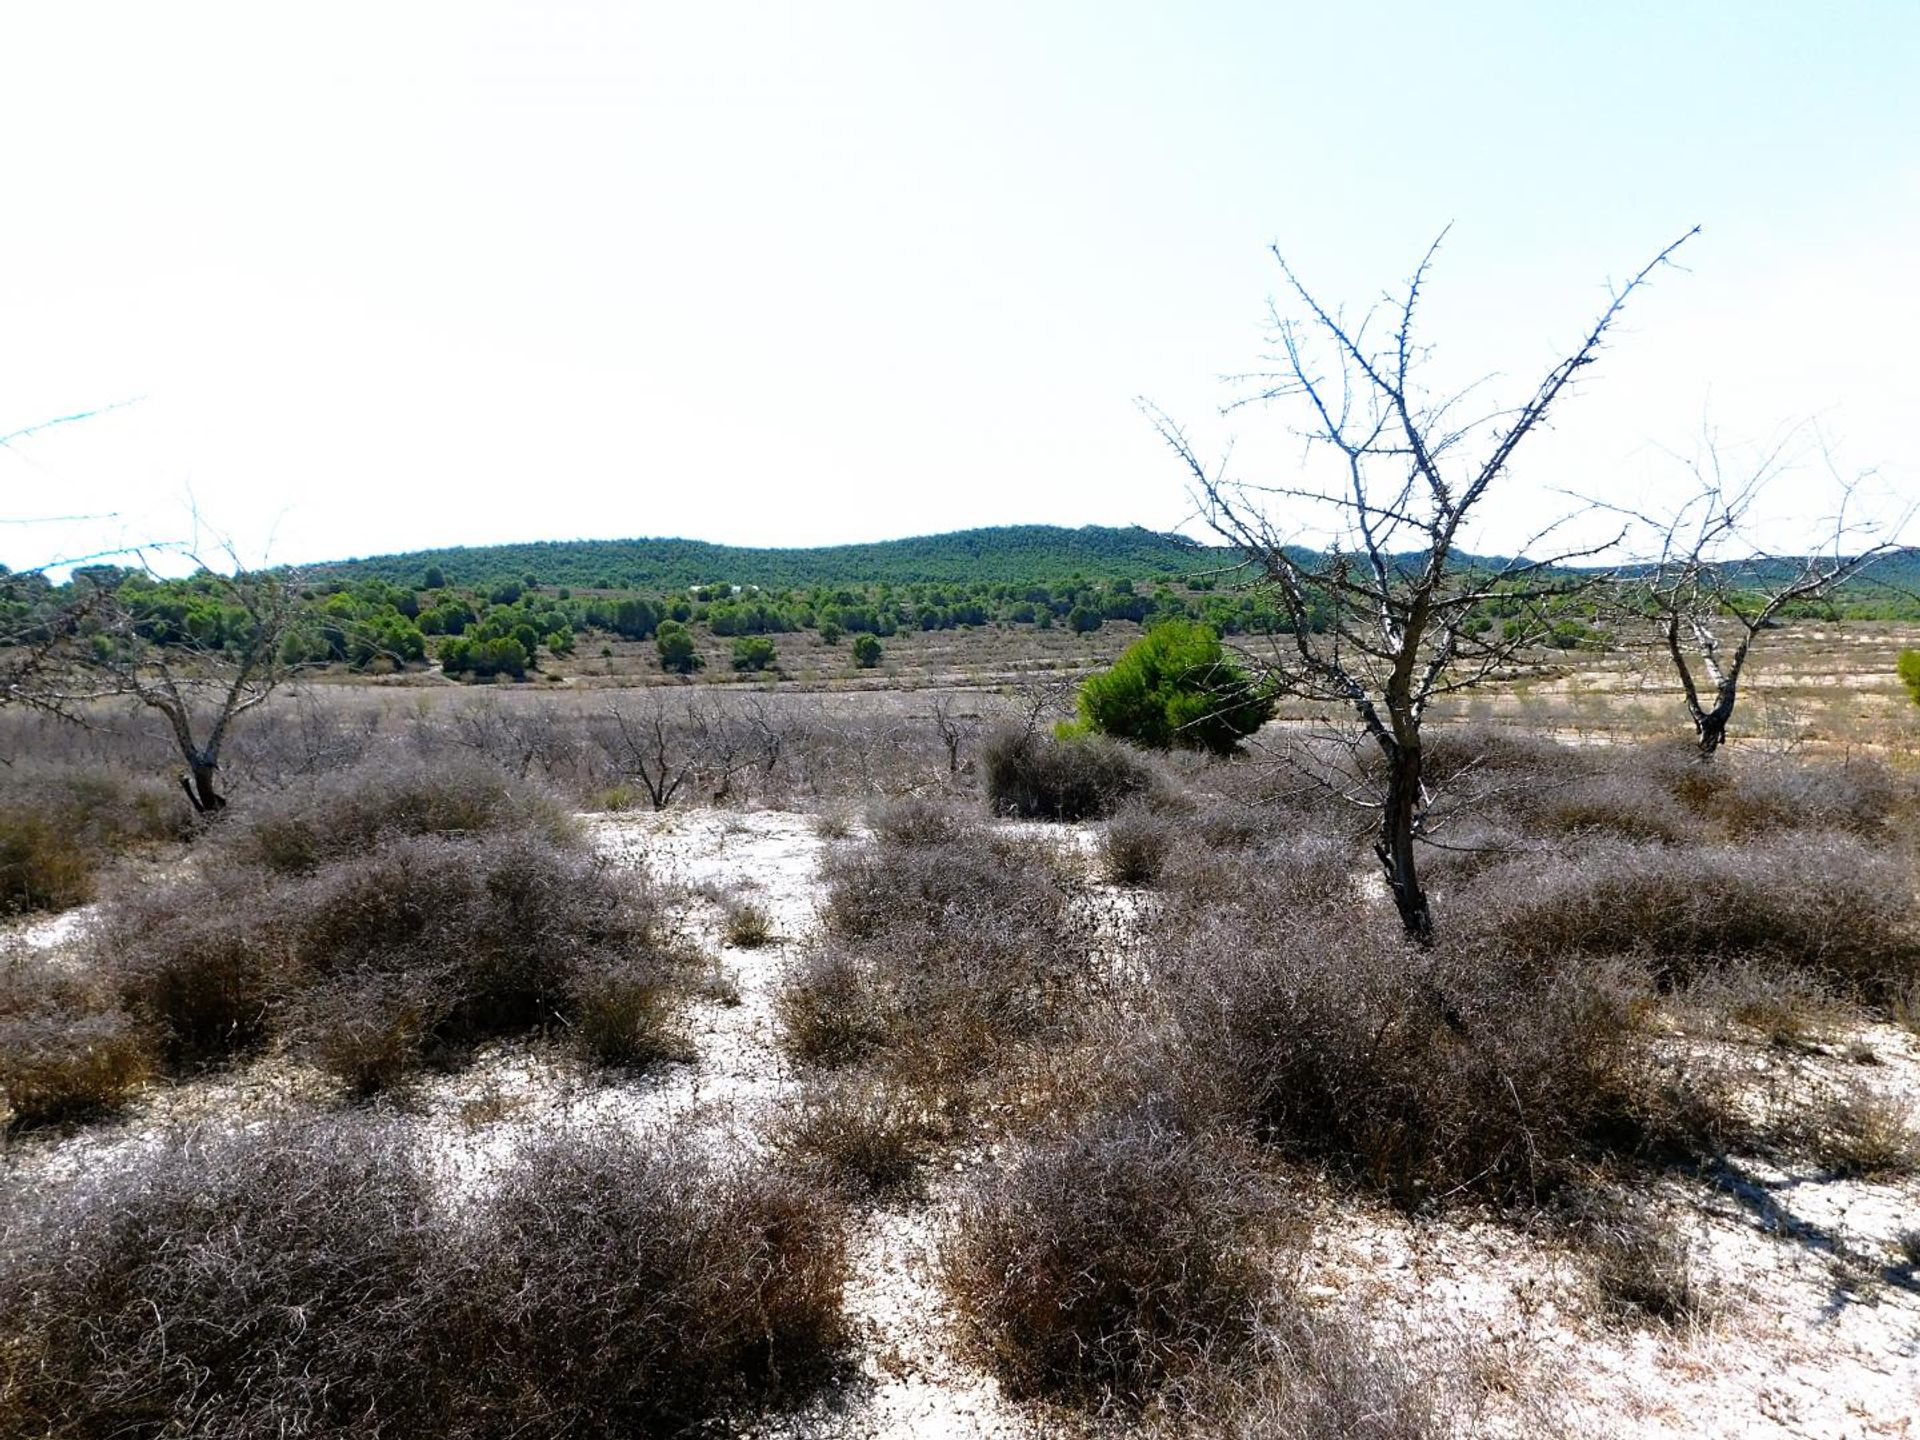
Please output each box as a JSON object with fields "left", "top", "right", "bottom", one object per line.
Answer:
{"left": 1077, "top": 620, "right": 1270, "bottom": 755}
{"left": 731, "top": 635, "right": 777, "bottom": 671}
{"left": 656, "top": 620, "right": 702, "bottom": 674}
{"left": 1900, "top": 649, "right": 1920, "bottom": 705}
{"left": 851, "top": 633, "right": 882, "bottom": 668}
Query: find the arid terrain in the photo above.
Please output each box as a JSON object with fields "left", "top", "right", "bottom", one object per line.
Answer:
{"left": 4, "top": 640, "right": 1920, "bottom": 1439}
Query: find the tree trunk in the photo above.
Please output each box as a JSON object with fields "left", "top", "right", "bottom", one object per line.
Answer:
{"left": 181, "top": 758, "right": 226, "bottom": 814}
{"left": 1376, "top": 741, "right": 1433, "bottom": 944}
{"left": 1695, "top": 694, "right": 1734, "bottom": 758}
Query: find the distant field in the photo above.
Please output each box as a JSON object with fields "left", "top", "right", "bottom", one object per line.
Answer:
{"left": 308, "top": 616, "right": 1920, "bottom": 756}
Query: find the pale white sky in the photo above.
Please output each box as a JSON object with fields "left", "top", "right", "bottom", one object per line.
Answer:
{"left": 2, "top": 2, "right": 1914, "bottom": 574}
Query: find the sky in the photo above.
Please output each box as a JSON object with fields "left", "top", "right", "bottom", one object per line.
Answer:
{"left": 1, "top": 1, "right": 1914, "bottom": 575}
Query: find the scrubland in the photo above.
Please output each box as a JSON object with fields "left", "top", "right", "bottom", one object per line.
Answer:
{"left": 3, "top": 654, "right": 1919, "bottom": 1438}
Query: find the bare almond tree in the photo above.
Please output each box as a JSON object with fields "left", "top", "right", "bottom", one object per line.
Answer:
{"left": 74, "top": 556, "right": 300, "bottom": 813}
{"left": 1150, "top": 227, "right": 1696, "bottom": 941}
{"left": 1605, "top": 432, "right": 1914, "bottom": 756}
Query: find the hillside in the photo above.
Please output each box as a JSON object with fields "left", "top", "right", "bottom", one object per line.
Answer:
{"left": 309, "top": 525, "right": 1233, "bottom": 591}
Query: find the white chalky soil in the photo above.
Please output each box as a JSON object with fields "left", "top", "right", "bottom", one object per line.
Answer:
{"left": 6, "top": 807, "right": 1918, "bottom": 1438}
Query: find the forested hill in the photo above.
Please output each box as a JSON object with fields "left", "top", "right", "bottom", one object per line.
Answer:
{"left": 308, "top": 525, "right": 1233, "bottom": 590}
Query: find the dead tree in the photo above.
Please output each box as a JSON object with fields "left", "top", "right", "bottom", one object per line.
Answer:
{"left": 74, "top": 559, "right": 299, "bottom": 813}
{"left": 929, "top": 693, "right": 981, "bottom": 777}
{"left": 1604, "top": 433, "right": 1913, "bottom": 756}
{"left": 594, "top": 691, "right": 754, "bottom": 810}
{"left": 1152, "top": 227, "right": 1696, "bottom": 941}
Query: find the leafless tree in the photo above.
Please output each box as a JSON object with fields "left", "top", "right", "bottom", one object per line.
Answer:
{"left": 593, "top": 691, "right": 756, "bottom": 810}
{"left": 1600, "top": 431, "right": 1914, "bottom": 756}
{"left": 1150, "top": 227, "right": 1696, "bottom": 941}
{"left": 929, "top": 693, "right": 981, "bottom": 776}
{"left": 71, "top": 556, "right": 301, "bottom": 813}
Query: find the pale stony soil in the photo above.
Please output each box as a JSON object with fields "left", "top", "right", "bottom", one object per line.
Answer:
{"left": 6, "top": 808, "right": 1920, "bottom": 1439}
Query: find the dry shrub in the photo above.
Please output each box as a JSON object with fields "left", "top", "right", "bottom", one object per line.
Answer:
{"left": 1695, "top": 753, "right": 1910, "bottom": 837}
{"left": 103, "top": 868, "right": 279, "bottom": 1065}
{"left": 0, "top": 1117, "right": 850, "bottom": 1439}
{"left": 819, "top": 826, "right": 1071, "bottom": 942}
{"left": 1185, "top": 800, "right": 1303, "bottom": 852}
{"left": 1421, "top": 724, "right": 1597, "bottom": 790}
{"left": 1156, "top": 896, "right": 1670, "bottom": 1207}
{"left": 943, "top": 1102, "right": 1279, "bottom": 1407}
{"left": 1157, "top": 1312, "right": 1452, "bottom": 1440}
{"left": 1102, "top": 806, "right": 1176, "bottom": 887}
{"left": 722, "top": 896, "right": 775, "bottom": 947}
{"left": 982, "top": 725, "right": 1155, "bottom": 821}
{"left": 98, "top": 803, "right": 685, "bottom": 1088}
{"left": 1466, "top": 834, "right": 1920, "bottom": 999}
{"left": 0, "top": 953, "right": 153, "bottom": 1126}
{"left": 0, "top": 808, "right": 96, "bottom": 914}
{"left": 772, "top": 1069, "right": 940, "bottom": 1195}
{"left": 224, "top": 753, "right": 576, "bottom": 875}
{"left": 1537, "top": 773, "right": 1694, "bottom": 844}
{"left": 867, "top": 795, "right": 978, "bottom": 848}
{"left": 0, "top": 1119, "right": 442, "bottom": 1439}
{"left": 276, "top": 833, "right": 681, "bottom": 1083}
{"left": 442, "top": 1125, "right": 849, "bottom": 1436}
{"left": 1157, "top": 833, "right": 1357, "bottom": 915}
{"left": 786, "top": 828, "right": 1089, "bottom": 1099}
{"left": 1806, "top": 1082, "right": 1918, "bottom": 1176}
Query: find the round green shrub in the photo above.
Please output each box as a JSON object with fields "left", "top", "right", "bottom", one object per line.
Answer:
{"left": 1076, "top": 620, "right": 1270, "bottom": 755}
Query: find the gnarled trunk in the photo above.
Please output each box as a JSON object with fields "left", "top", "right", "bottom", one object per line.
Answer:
{"left": 1376, "top": 739, "right": 1432, "bottom": 944}
{"left": 1694, "top": 704, "right": 1731, "bottom": 757}
{"left": 180, "top": 757, "right": 226, "bottom": 814}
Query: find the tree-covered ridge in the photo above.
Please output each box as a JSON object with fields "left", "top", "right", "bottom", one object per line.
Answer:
{"left": 305, "top": 525, "right": 1229, "bottom": 590}
{"left": 7, "top": 562, "right": 1296, "bottom": 687}
{"left": 6, "top": 529, "right": 1910, "bottom": 694}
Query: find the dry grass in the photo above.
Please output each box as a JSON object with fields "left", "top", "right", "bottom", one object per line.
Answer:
{"left": 721, "top": 895, "right": 776, "bottom": 947}
{"left": 1557, "top": 1188, "right": 1708, "bottom": 1328}
{"left": 0, "top": 764, "right": 191, "bottom": 915}
{"left": 1806, "top": 1081, "right": 1919, "bottom": 1177}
